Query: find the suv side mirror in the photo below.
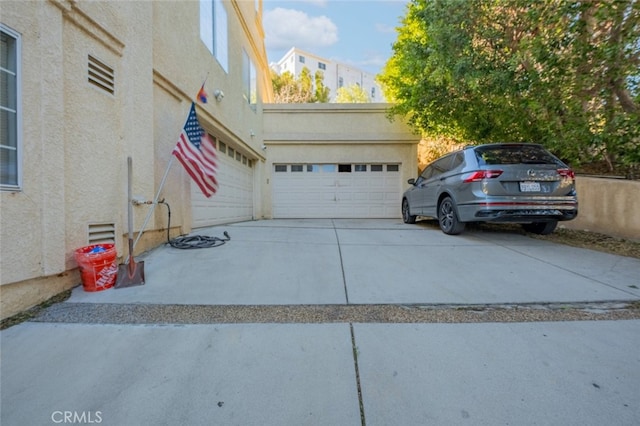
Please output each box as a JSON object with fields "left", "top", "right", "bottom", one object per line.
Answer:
{"left": 407, "top": 178, "right": 416, "bottom": 185}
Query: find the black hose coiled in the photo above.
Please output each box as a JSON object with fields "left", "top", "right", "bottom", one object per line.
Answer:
{"left": 159, "top": 200, "right": 230, "bottom": 249}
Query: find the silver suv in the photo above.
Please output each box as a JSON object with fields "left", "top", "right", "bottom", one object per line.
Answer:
{"left": 402, "top": 143, "right": 578, "bottom": 235}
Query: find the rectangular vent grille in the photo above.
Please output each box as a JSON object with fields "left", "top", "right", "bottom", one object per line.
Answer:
{"left": 88, "top": 55, "right": 115, "bottom": 94}
{"left": 88, "top": 223, "right": 116, "bottom": 245}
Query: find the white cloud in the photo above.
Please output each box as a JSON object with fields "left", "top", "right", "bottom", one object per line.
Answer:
{"left": 264, "top": 8, "right": 338, "bottom": 50}
{"left": 375, "top": 22, "right": 396, "bottom": 34}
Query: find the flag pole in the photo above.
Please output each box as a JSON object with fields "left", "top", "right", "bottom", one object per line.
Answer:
{"left": 133, "top": 83, "right": 211, "bottom": 250}
{"left": 133, "top": 155, "right": 175, "bottom": 250}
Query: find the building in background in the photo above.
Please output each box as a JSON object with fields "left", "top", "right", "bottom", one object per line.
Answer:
{"left": 271, "top": 47, "right": 386, "bottom": 102}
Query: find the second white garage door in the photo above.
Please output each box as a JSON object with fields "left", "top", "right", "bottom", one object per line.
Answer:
{"left": 272, "top": 163, "right": 401, "bottom": 218}
{"left": 192, "top": 142, "right": 254, "bottom": 228}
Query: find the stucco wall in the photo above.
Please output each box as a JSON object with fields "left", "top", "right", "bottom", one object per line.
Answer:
{"left": 262, "top": 104, "right": 419, "bottom": 218}
{"left": 562, "top": 177, "right": 640, "bottom": 241}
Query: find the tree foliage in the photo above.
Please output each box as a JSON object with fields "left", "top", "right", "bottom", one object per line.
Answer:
{"left": 379, "top": 0, "right": 640, "bottom": 175}
{"left": 271, "top": 67, "right": 330, "bottom": 103}
{"left": 335, "top": 84, "right": 371, "bottom": 103}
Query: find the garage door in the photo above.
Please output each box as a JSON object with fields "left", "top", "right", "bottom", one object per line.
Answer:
{"left": 272, "top": 163, "right": 401, "bottom": 218}
{"left": 192, "top": 141, "right": 254, "bottom": 227}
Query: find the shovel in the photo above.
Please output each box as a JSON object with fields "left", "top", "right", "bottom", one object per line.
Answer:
{"left": 115, "top": 156, "right": 145, "bottom": 288}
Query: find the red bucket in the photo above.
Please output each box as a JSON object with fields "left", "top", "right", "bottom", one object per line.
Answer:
{"left": 74, "top": 244, "right": 118, "bottom": 292}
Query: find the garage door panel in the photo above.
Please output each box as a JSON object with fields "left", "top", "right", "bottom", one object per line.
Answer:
{"left": 192, "top": 144, "right": 254, "bottom": 228}
{"left": 273, "top": 163, "right": 400, "bottom": 219}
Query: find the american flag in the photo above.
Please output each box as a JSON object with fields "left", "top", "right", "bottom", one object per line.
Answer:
{"left": 172, "top": 102, "right": 218, "bottom": 197}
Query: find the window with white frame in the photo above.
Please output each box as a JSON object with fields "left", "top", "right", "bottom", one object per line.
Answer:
{"left": 200, "top": 0, "right": 228, "bottom": 72}
{"left": 1, "top": 25, "right": 21, "bottom": 189}
{"left": 242, "top": 49, "right": 257, "bottom": 107}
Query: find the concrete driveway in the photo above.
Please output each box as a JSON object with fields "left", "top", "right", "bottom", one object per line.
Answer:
{"left": 2, "top": 219, "right": 640, "bottom": 425}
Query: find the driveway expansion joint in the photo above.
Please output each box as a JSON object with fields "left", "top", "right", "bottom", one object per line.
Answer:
{"left": 30, "top": 301, "right": 640, "bottom": 325}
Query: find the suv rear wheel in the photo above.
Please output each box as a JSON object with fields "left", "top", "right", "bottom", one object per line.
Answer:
{"left": 522, "top": 221, "right": 558, "bottom": 235}
{"left": 438, "top": 197, "right": 466, "bottom": 235}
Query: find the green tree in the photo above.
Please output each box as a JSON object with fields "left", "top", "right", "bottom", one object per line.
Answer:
{"left": 335, "top": 84, "right": 370, "bottom": 103}
{"left": 271, "top": 67, "right": 330, "bottom": 103}
{"left": 379, "top": 0, "right": 639, "bottom": 175}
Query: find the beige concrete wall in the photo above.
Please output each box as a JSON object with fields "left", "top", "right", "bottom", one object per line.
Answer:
{"left": 262, "top": 104, "right": 419, "bottom": 218}
{"left": 1, "top": 0, "right": 151, "bottom": 321}
{"left": 561, "top": 177, "right": 640, "bottom": 242}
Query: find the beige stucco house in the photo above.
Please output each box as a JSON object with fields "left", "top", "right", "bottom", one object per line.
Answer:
{"left": 0, "top": 0, "right": 418, "bottom": 319}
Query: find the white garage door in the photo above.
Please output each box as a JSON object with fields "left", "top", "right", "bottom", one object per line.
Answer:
{"left": 192, "top": 142, "right": 254, "bottom": 227}
{"left": 272, "top": 163, "right": 401, "bottom": 218}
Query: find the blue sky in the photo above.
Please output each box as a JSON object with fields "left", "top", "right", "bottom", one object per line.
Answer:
{"left": 262, "top": 0, "right": 409, "bottom": 75}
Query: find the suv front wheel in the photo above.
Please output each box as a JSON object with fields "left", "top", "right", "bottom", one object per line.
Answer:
{"left": 438, "top": 197, "right": 466, "bottom": 235}
{"left": 402, "top": 198, "right": 417, "bottom": 224}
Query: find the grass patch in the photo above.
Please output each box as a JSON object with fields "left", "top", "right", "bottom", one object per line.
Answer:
{"left": 1, "top": 289, "right": 72, "bottom": 330}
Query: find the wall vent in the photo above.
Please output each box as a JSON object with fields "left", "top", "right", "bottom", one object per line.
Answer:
{"left": 88, "top": 223, "right": 116, "bottom": 245}
{"left": 88, "top": 55, "right": 115, "bottom": 95}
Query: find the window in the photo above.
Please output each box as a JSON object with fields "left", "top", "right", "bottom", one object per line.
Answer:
{"left": 291, "top": 165, "right": 303, "bottom": 172}
{"left": 1, "top": 25, "right": 20, "bottom": 189}
{"left": 200, "top": 0, "right": 228, "bottom": 72}
{"left": 236, "top": 152, "right": 241, "bottom": 161}
{"left": 450, "top": 153, "right": 464, "bottom": 169}
{"left": 275, "top": 165, "right": 287, "bottom": 172}
{"left": 228, "top": 147, "right": 235, "bottom": 158}
{"left": 307, "top": 164, "right": 319, "bottom": 172}
{"left": 338, "top": 164, "right": 352, "bottom": 173}
{"left": 242, "top": 49, "right": 257, "bottom": 107}
{"left": 371, "top": 165, "right": 383, "bottom": 172}
{"left": 218, "top": 141, "right": 226, "bottom": 154}
{"left": 355, "top": 164, "right": 367, "bottom": 172}
{"left": 318, "top": 62, "right": 326, "bottom": 70}
{"left": 321, "top": 164, "right": 336, "bottom": 173}
{"left": 387, "top": 164, "right": 399, "bottom": 172}
{"left": 338, "top": 77, "right": 344, "bottom": 88}
{"left": 371, "top": 87, "right": 376, "bottom": 99}
{"left": 299, "top": 55, "right": 305, "bottom": 63}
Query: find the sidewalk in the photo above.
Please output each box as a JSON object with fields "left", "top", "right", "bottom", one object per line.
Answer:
{"left": 2, "top": 219, "right": 639, "bottom": 425}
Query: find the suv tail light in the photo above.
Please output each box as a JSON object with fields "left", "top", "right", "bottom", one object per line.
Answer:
{"left": 557, "top": 168, "right": 575, "bottom": 179}
{"left": 463, "top": 170, "right": 503, "bottom": 183}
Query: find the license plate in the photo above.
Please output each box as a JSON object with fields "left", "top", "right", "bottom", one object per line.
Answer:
{"left": 519, "top": 181, "right": 541, "bottom": 192}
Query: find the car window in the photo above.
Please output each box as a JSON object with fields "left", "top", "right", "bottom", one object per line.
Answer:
{"left": 474, "top": 145, "right": 561, "bottom": 165}
{"left": 450, "top": 153, "right": 464, "bottom": 170}
{"left": 420, "top": 165, "right": 434, "bottom": 180}
{"left": 431, "top": 155, "right": 454, "bottom": 177}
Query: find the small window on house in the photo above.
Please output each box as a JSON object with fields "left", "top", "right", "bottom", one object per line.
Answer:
{"left": 338, "top": 164, "right": 352, "bottom": 173}
{"left": 291, "top": 165, "right": 303, "bottom": 172}
{"left": 355, "top": 165, "right": 367, "bottom": 172}
{"left": 307, "top": 164, "right": 320, "bottom": 172}
{"left": 318, "top": 62, "right": 326, "bottom": 70}
{"left": 219, "top": 141, "right": 226, "bottom": 154}
{"left": 242, "top": 155, "right": 247, "bottom": 165}
{"left": 387, "top": 164, "right": 399, "bottom": 172}
{"left": 321, "top": 164, "right": 336, "bottom": 173}
{"left": 371, "top": 165, "right": 383, "bottom": 172}
{"left": 371, "top": 87, "right": 376, "bottom": 99}
{"left": 1, "top": 25, "right": 21, "bottom": 189}
{"left": 299, "top": 55, "right": 305, "bottom": 63}
{"left": 236, "top": 152, "right": 241, "bottom": 161}
{"left": 275, "top": 165, "right": 287, "bottom": 172}
{"left": 228, "top": 147, "right": 235, "bottom": 158}
{"left": 338, "top": 77, "right": 344, "bottom": 88}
